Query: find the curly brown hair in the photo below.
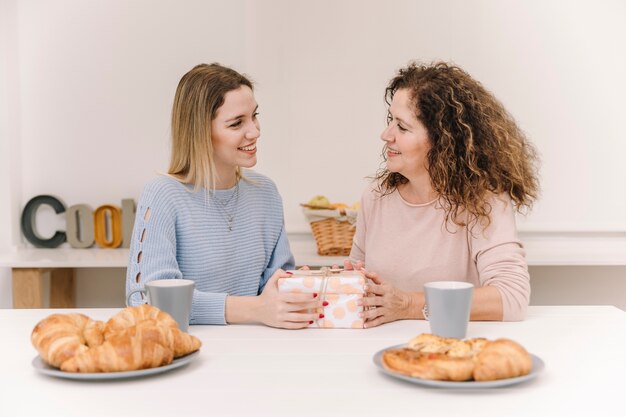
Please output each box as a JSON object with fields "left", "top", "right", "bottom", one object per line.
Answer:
{"left": 376, "top": 61, "right": 540, "bottom": 229}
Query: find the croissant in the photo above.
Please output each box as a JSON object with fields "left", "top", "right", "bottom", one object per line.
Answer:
{"left": 103, "top": 304, "right": 200, "bottom": 358}
{"left": 103, "top": 304, "right": 178, "bottom": 337}
{"left": 473, "top": 339, "right": 532, "bottom": 381}
{"left": 60, "top": 320, "right": 175, "bottom": 373}
{"left": 31, "top": 313, "right": 105, "bottom": 368}
{"left": 32, "top": 306, "right": 201, "bottom": 372}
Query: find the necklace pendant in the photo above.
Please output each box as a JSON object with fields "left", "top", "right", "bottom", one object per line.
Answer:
{"left": 213, "top": 181, "right": 239, "bottom": 233}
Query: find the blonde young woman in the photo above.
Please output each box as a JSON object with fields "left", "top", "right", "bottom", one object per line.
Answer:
{"left": 126, "top": 64, "right": 322, "bottom": 328}
{"left": 347, "top": 62, "right": 539, "bottom": 327}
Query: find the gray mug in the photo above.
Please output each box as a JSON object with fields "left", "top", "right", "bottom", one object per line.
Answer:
{"left": 423, "top": 281, "right": 473, "bottom": 339}
{"left": 127, "top": 279, "right": 195, "bottom": 332}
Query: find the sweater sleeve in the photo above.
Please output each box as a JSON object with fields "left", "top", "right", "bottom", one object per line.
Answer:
{"left": 469, "top": 195, "right": 531, "bottom": 321}
{"left": 126, "top": 182, "right": 182, "bottom": 306}
{"left": 125, "top": 180, "right": 229, "bottom": 325}
{"left": 258, "top": 223, "right": 295, "bottom": 293}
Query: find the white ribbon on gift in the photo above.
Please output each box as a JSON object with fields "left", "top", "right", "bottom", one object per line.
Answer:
{"left": 280, "top": 268, "right": 366, "bottom": 328}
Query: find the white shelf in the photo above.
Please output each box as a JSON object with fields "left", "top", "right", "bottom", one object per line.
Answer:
{"left": 1, "top": 232, "right": 626, "bottom": 268}
{"left": 0, "top": 247, "right": 130, "bottom": 268}
{"left": 520, "top": 232, "right": 626, "bottom": 266}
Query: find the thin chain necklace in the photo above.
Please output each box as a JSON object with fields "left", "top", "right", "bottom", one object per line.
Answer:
{"left": 212, "top": 181, "right": 240, "bottom": 232}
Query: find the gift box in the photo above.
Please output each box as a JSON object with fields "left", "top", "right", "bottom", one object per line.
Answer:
{"left": 278, "top": 269, "right": 366, "bottom": 329}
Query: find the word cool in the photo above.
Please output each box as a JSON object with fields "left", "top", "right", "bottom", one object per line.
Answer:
{"left": 21, "top": 195, "right": 136, "bottom": 249}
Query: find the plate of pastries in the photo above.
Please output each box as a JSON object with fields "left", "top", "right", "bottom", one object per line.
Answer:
{"left": 374, "top": 333, "right": 544, "bottom": 388}
{"left": 30, "top": 305, "right": 201, "bottom": 380}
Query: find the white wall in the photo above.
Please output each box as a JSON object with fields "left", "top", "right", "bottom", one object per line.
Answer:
{"left": 0, "top": 0, "right": 21, "bottom": 307}
{"left": 17, "top": 0, "right": 246, "bottom": 228}
{"left": 247, "top": 0, "right": 626, "bottom": 233}
{"left": 8, "top": 0, "right": 626, "bottom": 237}
{"left": 1, "top": 0, "right": 625, "bottom": 308}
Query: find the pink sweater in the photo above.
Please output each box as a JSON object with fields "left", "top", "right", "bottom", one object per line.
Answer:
{"left": 350, "top": 184, "right": 530, "bottom": 321}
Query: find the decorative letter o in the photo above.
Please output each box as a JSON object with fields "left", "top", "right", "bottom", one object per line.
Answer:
{"left": 66, "top": 204, "right": 95, "bottom": 248}
{"left": 93, "top": 205, "right": 123, "bottom": 248}
{"left": 121, "top": 198, "right": 136, "bottom": 248}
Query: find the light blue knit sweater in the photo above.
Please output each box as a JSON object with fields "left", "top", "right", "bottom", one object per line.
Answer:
{"left": 125, "top": 171, "right": 295, "bottom": 325}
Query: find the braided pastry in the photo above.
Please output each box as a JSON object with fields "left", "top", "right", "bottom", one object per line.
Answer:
{"left": 383, "top": 348, "right": 475, "bottom": 381}
{"left": 31, "top": 313, "right": 105, "bottom": 368}
{"left": 382, "top": 333, "right": 532, "bottom": 382}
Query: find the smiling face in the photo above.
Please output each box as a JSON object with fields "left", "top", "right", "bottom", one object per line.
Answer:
{"left": 211, "top": 86, "right": 260, "bottom": 176}
{"left": 380, "top": 88, "right": 432, "bottom": 180}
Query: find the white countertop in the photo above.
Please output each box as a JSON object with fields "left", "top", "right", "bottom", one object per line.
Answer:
{"left": 1, "top": 232, "right": 626, "bottom": 268}
{"left": 1, "top": 305, "right": 624, "bottom": 417}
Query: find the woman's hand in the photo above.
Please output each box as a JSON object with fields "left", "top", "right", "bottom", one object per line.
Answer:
{"left": 342, "top": 259, "right": 364, "bottom": 271}
{"left": 357, "top": 269, "right": 419, "bottom": 328}
{"left": 256, "top": 269, "right": 323, "bottom": 329}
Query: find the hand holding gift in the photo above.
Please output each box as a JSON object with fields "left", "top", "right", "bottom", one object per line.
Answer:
{"left": 253, "top": 269, "right": 324, "bottom": 329}
{"left": 278, "top": 268, "right": 368, "bottom": 329}
{"left": 344, "top": 260, "right": 417, "bottom": 329}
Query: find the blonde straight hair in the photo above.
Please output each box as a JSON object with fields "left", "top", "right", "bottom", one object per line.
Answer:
{"left": 168, "top": 63, "right": 253, "bottom": 191}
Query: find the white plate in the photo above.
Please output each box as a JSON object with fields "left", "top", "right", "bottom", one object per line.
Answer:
{"left": 32, "top": 350, "right": 200, "bottom": 381}
{"left": 373, "top": 344, "right": 544, "bottom": 388}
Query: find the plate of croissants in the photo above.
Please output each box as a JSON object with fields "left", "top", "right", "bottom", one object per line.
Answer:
{"left": 30, "top": 305, "right": 202, "bottom": 380}
{"left": 374, "top": 333, "right": 544, "bottom": 388}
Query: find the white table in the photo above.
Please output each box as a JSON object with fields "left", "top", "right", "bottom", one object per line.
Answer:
{"left": 1, "top": 306, "right": 624, "bottom": 417}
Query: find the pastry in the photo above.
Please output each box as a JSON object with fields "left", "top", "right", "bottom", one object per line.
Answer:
{"left": 103, "top": 305, "right": 200, "bottom": 358}
{"left": 382, "top": 333, "right": 532, "bottom": 382}
{"left": 60, "top": 320, "right": 175, "bottom": 373}
{"left": 31, "top": 306, "right": 201, "bottom": 373}
{"left": 383, "top": 348, "right": 475, "bottom": 381}
{"left": 407, "top": 333, "right": 487, "bottom": 357}
{"left": 103, "top": 304, "right": 178, "bottom": 338}
{"left": 473, "top": 339, "right": 532, "bottom": 381}
{"left": 31, "top": 313, "right": 105, "bottom": 368}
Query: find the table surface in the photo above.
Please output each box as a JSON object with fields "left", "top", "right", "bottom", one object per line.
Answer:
{"left": 2, "top": 232, "right": 626, "bottom": 268}
{"left": 1, "top": 305, "right": 625, "bottom": 417}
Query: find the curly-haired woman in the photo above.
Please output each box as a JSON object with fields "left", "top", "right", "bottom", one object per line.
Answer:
{"left": 347, "top": 62, "right": 540, "bottom": 326}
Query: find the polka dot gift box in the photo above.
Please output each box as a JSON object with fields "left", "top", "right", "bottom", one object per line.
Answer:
{"left": 278, "top": 268, "right": 367, "bottom": 329}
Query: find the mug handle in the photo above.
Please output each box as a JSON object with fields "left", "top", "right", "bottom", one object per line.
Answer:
{"left": 126, "top": 288, "right": 147, "bottom": 307}
{"left": 422, "top": 304, "right": 430, "bottom": 321}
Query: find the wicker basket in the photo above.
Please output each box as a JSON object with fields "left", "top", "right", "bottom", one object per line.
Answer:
{"left": 309, "top": 214, "right": 356, "bottom": 256}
